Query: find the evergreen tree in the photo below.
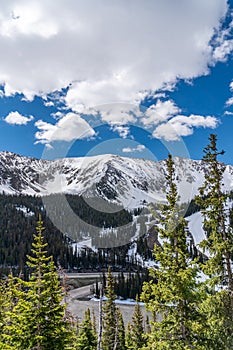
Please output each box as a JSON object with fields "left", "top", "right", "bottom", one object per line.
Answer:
{"left": 102, "top": 266, "right": 117, "bottom": 350}
{"left": 0, "top": 277, "right": 17, "bottom": 349}
{"left": 1, "top": 218, "right": 75, "bottom": 350}
{"left": 115, "top": 308, "right": 126, "bottom": 350}
{"left": 195, "top": 134, "right": 233, "bottom": 289}
{"left": 125, "top": 323, "right": 133, "bottom": 349}
{"left": 76, "top": 308, "right": 97, "bottom": 350}
{"left": 130, "top": 296, "right": 145, "bottom": 349}
{"left": 141, "top": 154, "right": 206, "bottom": 349}
{"left": 195, "top": 134, "right": 233, "bottom": 348}
{"left": 0, "top": 280, "right": 6, "bottom": 340}
{"left": 0, "top": 274, "right": 29, "bottom": 349}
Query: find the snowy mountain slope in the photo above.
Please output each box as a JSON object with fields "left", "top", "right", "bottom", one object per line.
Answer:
{"left": 1, "top": 151, "right": 233, "bottom": 208}
{"left": 187, "top": 212, "right": 206, "bottom": 249}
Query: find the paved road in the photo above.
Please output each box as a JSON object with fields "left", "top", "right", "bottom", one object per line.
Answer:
{"left": 66, "top": 279, "right": 151, "bottom": 325}
{"left": 68, "top": 284, "right": 93, "bottom": 301}
{"left": 65, "top": 272, "right": 134, "bottom": 279}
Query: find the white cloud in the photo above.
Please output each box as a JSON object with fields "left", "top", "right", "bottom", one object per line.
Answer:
{"left": 35, "top": 112, "right": 95, "bottom": 145}
{"left": 99, "top": 103, "right": 141, "bottom": 126}
{"left": 153, "top": 114, "right": 218, "bottom": 141}
{"left": 44, "top": 101, "right": 54, "bottom": 107}
{"left": 51, "top": 111, "right": 64, "bottom": 119}
{"left": 224, "top": 111, "right": 233, "bottom": 115}
{"left": 213, "top": 39, "right": 233, "bottom": 62}
{"left": 111, "top": 125, "right": 131, "bottom": 139}
{"left": 224, "top": 80, "right": 233, "bottom": 109}
{"left": 122, "top": 144, "right": 145, "bottom": 153}
{"left": 142, "top": 100, "right": 180, "bottom": 127}
{"left": 0, "top": 0, "right": 228, "bottom": 107}
{"left": 226, "top": 97, "right": 233, "bottom": 106}
{"left": 0, "top": 3, "right": 58, "bottom": 39}
{"left": 0, "top": 1, "right": 229, "bottom": 143}
{"left": 212, "top": 18, "right": 233, "bottom": 62}
{"left": 4, "top": 111, "right": 34, "bottom": 125}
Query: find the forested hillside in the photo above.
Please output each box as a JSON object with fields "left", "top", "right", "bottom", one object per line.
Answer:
{"left": 2, "top": 134, "right": 233, "bottom": 349}
{"left": 0, "top": 193, "right": 148, "bottom": 277}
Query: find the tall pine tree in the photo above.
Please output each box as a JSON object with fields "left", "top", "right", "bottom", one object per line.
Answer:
{"left": 76, "top": 308, "right": 97, "bottom": 349}
{"left": 195, "top": 134, "right": 233, "bottom": 289}
{"left": 130, "top": 296, "right": 146, "bottom": 349}
{"left": 102, "top": 266, "right": 117, "bottom": 350}
{"left": 141, "top": 154, "right": 207, "bottom": 349}
{"left": 195, "top": 134, "right": 233, "bottom": 348}
{"left": 0, "top": 218, "right": 75, "bottom": 350}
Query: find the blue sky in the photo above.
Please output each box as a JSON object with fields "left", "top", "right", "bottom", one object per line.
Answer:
{"left": 1, "top": 1, "right": 233, "bottom": 164}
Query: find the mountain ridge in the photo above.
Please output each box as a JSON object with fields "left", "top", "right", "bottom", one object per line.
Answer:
{"left": 1, "top": 151, "right": 233, "bottom": 208}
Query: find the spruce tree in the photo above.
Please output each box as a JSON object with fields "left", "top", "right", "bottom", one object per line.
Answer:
{"left": 141, "top": 154, "right": 206, "bottom": 349}
{"left": 195, "top": 134, "right": 233, "bottom": 348}
{"left": 125, "top": 323, "right": 133, "bottom": 349}
{"left": 195, "top": 134, "right": 233, "bottom": 289}
{"left": 0, "top": 274, "right": 29, "bottom": 349}
{"left": 0, "top": 280, "right": 6, "bottom": 341}
{"left": 26, "top": 218, "right": 75, "bottom": 349}
{"left": 115, "top": 308, "right": 126, "bottom": 350}
{"left": 0, "top": 278, "right": 17, "bottom": 349}
{"left": 130, "top": 296, "right": 145, "bottom": 349}
{"left": 102, "top": 266, "right": 117, "bottom": 350}
{"left": 76, "top": 308, "right": 97, "bottom": 349}
{"left": 1, "top": 218, "right": 75, "bottom": 350}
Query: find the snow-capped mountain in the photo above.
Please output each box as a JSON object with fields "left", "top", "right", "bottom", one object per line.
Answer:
{"left": 1, "top": 151, "right": 233, "bottom": 208}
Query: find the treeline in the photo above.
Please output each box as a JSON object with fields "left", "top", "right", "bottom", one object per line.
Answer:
{"left": 0, "top": 194, "right": 73, "bottom": 276}
{"left": 0, "top": 225, "right": 150, "bottom": 349}
{"left": 0, "top": 193, "right": 148, "bottom": 277}
{"left": 139, "top": 135, "right": 233, "bottom": 349}
{"left": 92, "top": 269, "right": 151, "bottom": 300}
{"left": 2, "top": 134, "right": 233, "bottom": 348}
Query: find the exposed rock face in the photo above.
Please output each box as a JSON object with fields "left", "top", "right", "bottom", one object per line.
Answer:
{"left": 0, "top": 151, "right": 233, "bottom": 208}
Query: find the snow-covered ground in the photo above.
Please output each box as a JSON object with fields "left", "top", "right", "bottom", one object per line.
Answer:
{"left": 187, "top": 212, "right": 206, "bottom": 247}
{"left": 91, "top": 296, "right": 144, "bottom": 306}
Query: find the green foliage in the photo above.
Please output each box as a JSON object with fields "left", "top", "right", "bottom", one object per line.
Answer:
{"left": 130, "top": 296, "right": 146, "bottom": 349}
{"left": 0, "top": 193, "right": 142, "bottom": 275}
{"left": 195, "top": 134, "right": 233, "bottom": 289}
{"left": 195, "top": 134, "right": 233, "bottom": 348}
{"left": 115, "top": 308, "right": 126, "bottom": 350}
{"left": 94, "top": 270, "right": 151, "bottom": 300}
{"left": 200, "top": 290, "right": 233, "bottom": 349}
{"left": 141, "top": 154, "right": 206, "bottom": 349}
{"left": 125, "top": 323, "right": 133, "bottom": 349}
{"left": 0, "top": 218, "right": 75, "bottom": 350}
{"left": 102, "top": 267, "right": 118, "bottom": 350}
{"left": 76, "top": 308, "right": 97, "bottom": 350}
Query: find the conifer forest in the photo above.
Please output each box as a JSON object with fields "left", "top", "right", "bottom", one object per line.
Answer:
{"left": 1, "top": 134, "right": 233, "bottom": 349}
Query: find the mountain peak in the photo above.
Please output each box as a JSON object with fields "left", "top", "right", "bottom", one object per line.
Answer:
{"left": 0, "top": 152, "right": 232, "bottom": 207}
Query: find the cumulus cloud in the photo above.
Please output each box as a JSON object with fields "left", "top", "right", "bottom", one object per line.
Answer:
{"left": 225, "top": 81, "right": 233, "bottom": 107}
{"left": 111, "top": 125, "right": 131, "bottom": 139}
{"left": 224, "top": 111, "right": 233, "bottom": 115}
{"left": 98, "top": 103, "right": 141, "bottom": 126}
{"left": 153, "top": 114, "right": 218, "bottom": 141}
{"left": 44, "top": 101, "right": 54, "bottom": 107}
{"left": 142, "top": 100, "right": 181, "bottom": 127}
{"left": 0, "top": 0, "right": 228, "bottom": 105}
{"left": 0, "top": 1, "right": 230, "bottom": 143}
{"left": 212, "top": 18, "right": 233, "bottom": 62}
{"left": 213, "top": 39, "right": 233, "bottom": 62}
{"left": 122, "top": 144, "right": 146, "bottom": 153}
{"left": 35, "top": 112, "right": 95, "bottom": 145}
{"left": 4, "top": 111, "right": 34, "bottom": 125}
{"left": 226, "top": 97, "right": 233, "bottom": 106}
